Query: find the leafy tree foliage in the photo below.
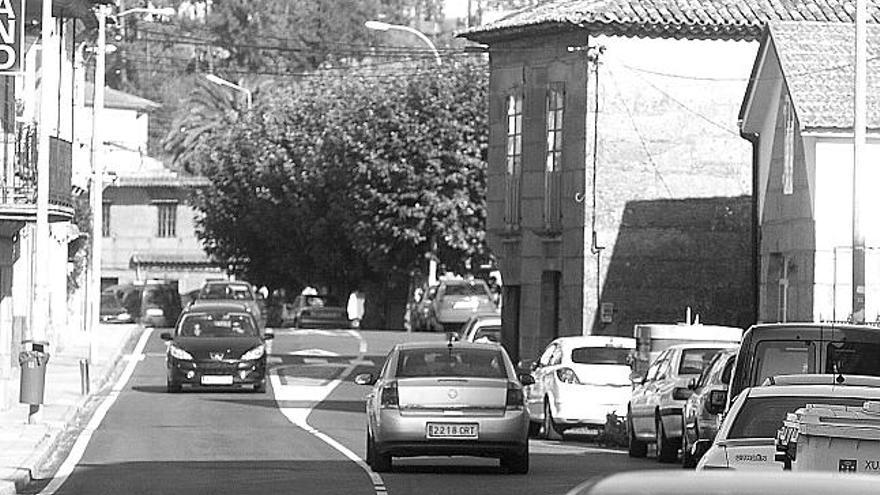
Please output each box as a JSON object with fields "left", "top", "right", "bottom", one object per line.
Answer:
{"left": 191, "top": 58, "right": 489, "bottom": 324}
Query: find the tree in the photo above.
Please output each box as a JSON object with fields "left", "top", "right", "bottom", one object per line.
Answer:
{"left": 189, "top": 57, "right": 489, "bottom": 326}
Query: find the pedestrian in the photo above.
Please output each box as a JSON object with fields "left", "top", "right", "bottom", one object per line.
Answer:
{"left": 347, "top": 288, "right": 366, "bottom": 328}
{"left": 487, "top": 275, "right": 502, "bottom": 307}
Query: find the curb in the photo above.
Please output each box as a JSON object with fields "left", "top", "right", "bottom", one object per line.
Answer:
{"left": 5, "top": 326, "right": 145, "bottom": 493}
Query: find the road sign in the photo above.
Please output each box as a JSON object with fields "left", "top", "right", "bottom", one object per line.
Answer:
{"left": 0, "top": 0, "right": 24, "bottom": 73}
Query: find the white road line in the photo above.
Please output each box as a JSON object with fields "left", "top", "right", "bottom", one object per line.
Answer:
{"left": 271, "top": 330, "right": 387, "bottom": 495}
{"left": 40, "top": 328, "right": 153, "bottom": 495}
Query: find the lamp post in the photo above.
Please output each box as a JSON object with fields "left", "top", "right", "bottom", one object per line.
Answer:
{"left": 87, "top": 5, "right": 175, "bottom": 370}
{"left": 364, "top": 20, "right": 442, "bottom": 67}
{"left": 204, "top": 74, "right": 252, "bottom": 109}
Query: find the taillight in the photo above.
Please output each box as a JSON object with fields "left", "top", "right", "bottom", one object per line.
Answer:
{"left": 555, "top": 368, "right": 582, "bottom": 384}
{"left": 380, "top": 382, "right": 399, "bottom": 408}
{"left": 506, "top": 382, "right": 524, "bottom": 410}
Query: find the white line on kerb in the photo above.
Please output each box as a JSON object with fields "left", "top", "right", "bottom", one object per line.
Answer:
{"left": 40, "top": 328, "right": 154, "bottom": 495}
{"left": 270, "top": 329, "right": 387, "bottom": 495}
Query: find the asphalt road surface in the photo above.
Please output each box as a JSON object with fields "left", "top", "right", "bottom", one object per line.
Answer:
{"left": 25, "top": 328, "right": 671, "bottom": 495}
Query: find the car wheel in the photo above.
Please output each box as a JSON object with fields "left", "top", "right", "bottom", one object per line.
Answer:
{"left": 166, "top": 378, "right": 181, "bottom": 393}
{"left": 501, "top": 444, "right": 529, "bottom": 474}
{"left": 528, "top": 420, "right": 542, "bottom": 438}
{"left": 542, "top": 399, "right": 563, "bottom": 440}
{"left": 627, "top": 412, "right": 648, "bottom": 458}
{"left": 656, "top": 415, "right": 678, "bottom": 463}
{"left": 681, "top": 418, "right": 697, "bottom": 468}
{"left": 367, "top": 430, "right": 391, "bottom": 472}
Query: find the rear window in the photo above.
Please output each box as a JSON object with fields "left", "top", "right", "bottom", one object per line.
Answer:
{"left": 827, "top": 342, "right": 880, "bottom": 376}
{"left": 200, "top": 284, "right": 253, "bottom": 301}
{"left": 396, "top": 348, "right": 507, "bottom": 379}
{"left": 728, "top": 396, "right": 868, "bottom": 439}
{"left": 473, "top": 326, "right": 500, "bottom": 343}
{"left": 678, "top": 348, "right": 724, "bottom": 375}
{"left": 571, "top": 347, "right": 631, "bottom": 365}
{"left": 443, "top": 283, "right": 490, "bottom": 297}
{"left": 753, "top": 340, "right": 815, "bottom": 386}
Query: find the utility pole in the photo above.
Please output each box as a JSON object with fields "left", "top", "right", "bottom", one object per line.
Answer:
{"left": 853, "top": 0, "right": 867, "bottom": 322}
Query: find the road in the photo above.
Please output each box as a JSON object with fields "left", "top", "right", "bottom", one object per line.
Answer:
{"left": 25, "top": 328, "right": 671, "bottom": 495}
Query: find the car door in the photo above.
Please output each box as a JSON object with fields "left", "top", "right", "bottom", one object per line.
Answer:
{"left": 649, "top": 349, "right": 677, "bottom": 435}
{"left": 631, "top": 350, "right": 667, "bottom": 437}
{"left": 526, "top": 343, "right": 558, "bottom": 419}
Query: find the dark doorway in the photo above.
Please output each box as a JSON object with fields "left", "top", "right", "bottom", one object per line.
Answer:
{"left": 541, "top": 271, "right": 561, "bottom": 341}
{"left": 501, "top": 285, "right": 521, "bottom": 364}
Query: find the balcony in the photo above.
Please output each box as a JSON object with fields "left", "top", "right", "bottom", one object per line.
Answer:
{"left": 0, "top": 123, "right": 74, "bottom": 222}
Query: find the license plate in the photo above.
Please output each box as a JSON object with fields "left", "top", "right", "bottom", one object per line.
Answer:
{"left": 201, "top": 375, "right": 233, "bottom": 385}
{"left": 453, "top": 300, "right": 477, "bottom": 309}
{"left": 426, "top": 423, "right": 478, "bottom": 439}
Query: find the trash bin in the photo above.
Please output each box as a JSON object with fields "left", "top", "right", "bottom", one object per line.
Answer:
{"left": 19, "top": 340, "right": 49, "bottom": 405}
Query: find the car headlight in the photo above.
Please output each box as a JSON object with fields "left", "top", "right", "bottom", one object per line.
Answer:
{"left": 145, "top": 308, "right": 164, "bottom": 317}
{"left": 168, "top": 345, "right": 194, "bottom": 360}
{"left": 240, "top": 344, "right": 265, "bottom": 361}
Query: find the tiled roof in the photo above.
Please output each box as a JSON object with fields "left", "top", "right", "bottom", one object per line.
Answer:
{"left": 130, "top": 252, "right": 215, "bottom": 267}
{"left": 463, "top": 0, "right": 879, "bottom": 42}
{"left": 85, "top": 83, "right": 161, "bottom": 111}
{"left": 113, "top": 174, "right": 211, "bottom": 188}
{"left": 769, "top": 21, "right": 880, "bottom": 130}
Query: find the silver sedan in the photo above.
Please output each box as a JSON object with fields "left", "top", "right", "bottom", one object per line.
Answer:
{"left": 355, "top": 341, "right": 533, "bottom": 473}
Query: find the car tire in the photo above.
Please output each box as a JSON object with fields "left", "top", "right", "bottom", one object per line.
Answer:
{"left": 542, "top": 399, "right": 563, "bottom": 440}
{"left": 368, "top": 432, "right": 392, "bottom": 472}
{"left": 656, "top": 415, "right": 678, "bottom": 463}
{"left": 501, "top": 444, "right": 529, "bottom": 474}
{"left": 627, "top": 413, "right": 648, "bottom": 458}
{"left": 528, "top": 420, "right": 542, "bottom": 438}
{"left": 166, "top": 379, "right": 181, "bottom": 393}
{"left": 253, "top": 381, "right": 266, "bottom": 393}
{"left": 681, "top": 419, "right": 697, "bottom": 468}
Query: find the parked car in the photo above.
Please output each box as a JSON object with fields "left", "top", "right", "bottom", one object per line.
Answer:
{"left": 696, "top": 374, "right": 880, "bottom": 471}
{"left": 628, "top": 343, "right": 736, "bottom": 462}
{"left": 422, "top": 277, "right": 498, "bottom": 334}
{"left": 99, "top": 291, "right": 134, "bottom": 324}
{"left": 280, "top": 294, "right": 350, "bottom": 329}
{"left": 728, "top": 322, "right": 880, "bottom": 405}
{"left": 196, "top": 280, "right": 265, "bottom": 328}
{"left": 461, "top": 314, "right": 501, "bottom": 343}
{"left": 160, "top": 302, "right": 273, "bottom": 393}
{"left": 107, "top": 280, "right": 182, "bottom": 328}
{"left": 565, "top": 470, "right": 880, "bottom": 495}
{"left": 354, "top": 340, "right": 533, "bottom": 473}
{"left": 525, "top": 336, "right": 636, "bottom": 439}
{"left": 681, "top": 348, "right": 737, "bottom": 467}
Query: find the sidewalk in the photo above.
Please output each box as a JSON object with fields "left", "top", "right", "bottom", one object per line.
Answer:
{"left": 0, "top": 324, "right": 144, "bottom": 495}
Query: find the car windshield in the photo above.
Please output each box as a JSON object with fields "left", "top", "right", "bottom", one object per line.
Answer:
{"left": 728, "top": 396, "right": 869, "bottom": 439}
{"left": 827, "top": 342, "right": 880, "bottom": 376}
{"left": 200, "top": 284, "right": 253, "bottom": 301}
{"left": 304, "top": 295, "right": 336, "bottom": 307}
{"left": 473, "top": 326, "right": 500, "bottom": 343}
{"left": 753, "top": 340, "right": 815, "bottom": 386}
{"left": 678, "top": 348, "right": 724, "bottom": 375}
{"left": 571, "top": 347, "right": 631, "bottom": 365}
{"left": 144, "top": 287, "right": 170, "bottom": 305}
{"left": 177, "top": 313, "right": 258, "bottom": 337}
{"left": 443, "top": 283, "right": 490, "bottom": 297}
{"left": 100, "top": 293, "right": 123, "bottom": 309}
{"left": 396, "top": 347, "right": 508, "bottom": 379}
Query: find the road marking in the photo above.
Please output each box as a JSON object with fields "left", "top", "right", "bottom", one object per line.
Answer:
{"left": 40, "top": 328, "right": 153, "bottom": 495}
{"left": 289, "top": 348, "right": 341, "bottom": 357}
{"left": 270, "top": 329, "right": 387, "bottom": 495}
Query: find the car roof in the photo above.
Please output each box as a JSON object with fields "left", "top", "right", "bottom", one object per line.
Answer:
{"left": 745, "top": 383, "right": 880, "bottom": 399}
{"left": 747, "top": 322, "right": 880, "bottom": 333}
{"left": 395, "top": 341, "right": 505, "bottom": 352}
{"left": 553, "top": 336, "right": 636, "bottom": 349}
{"left": 661, "top": 342, "right": 738, "bottom": 351}
{"left": 187, "top": 301, "right": 249, "bottom": 312}
{"left": 568, "top": 470, "right": 879, "bottom": 495}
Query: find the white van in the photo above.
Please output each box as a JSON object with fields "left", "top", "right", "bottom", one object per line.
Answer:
{"left": 524, "top": 336, "right": 636, "bottom": 438}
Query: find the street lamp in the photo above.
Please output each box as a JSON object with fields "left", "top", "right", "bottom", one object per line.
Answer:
{"left": 86, "top": 5, "right": 175, "bottom": 376}
{"left": 204, "top": 74, "right": 253, "bottom": 110}
{"left": 365, "top": 20, "right": 442, "bottom": 67}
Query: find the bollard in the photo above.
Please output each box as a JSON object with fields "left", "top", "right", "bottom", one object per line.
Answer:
{"left": 79, "top": 358, "right": 90, "bottom": 395}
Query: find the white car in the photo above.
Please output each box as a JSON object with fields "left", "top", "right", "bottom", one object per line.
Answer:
{"left": 525, "top": 336, "right": 635, "bottom": 439}
{"left": 461, "top": 314, "right": 501, "bottom": 343}
{"left": 628, "top": 343, "right": 735, "bottom": 462}
{"left": 696, "top": 374, "right": 880, "bottom": 471}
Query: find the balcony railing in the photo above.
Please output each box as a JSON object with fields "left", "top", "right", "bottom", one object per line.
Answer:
{"left": 0, "top": 122, "right": 73, "bottom": 212}
{"left": 543, "top": 170, "right": 562, "bottom": 234}
{"left": 504, "top": 173, "right": 521, "bottom": 230}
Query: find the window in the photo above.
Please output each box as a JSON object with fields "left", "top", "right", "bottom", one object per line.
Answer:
{"left": 678, "top": 348, "right": 724, "bottom": 375}
{"left": 570, "top": 347, "right": 630, "bottom": 366}
{"left": 505, "top": 91, "right": 523, "bottom": 227}
{"left": 102, "top": 202, "right": 111, "bottom": 237}
{"left": 544, "top": 82, "right": 564, "bottom": 231}
{"left": 728, "top": 396, "right": 866, "bottom": 439}
{"left": 156, "top": 202, "right": 177, "bottom": 238}
{"left": 753, "top": 340, "right": 815, "bottom": 386}
{"left": 782, "top": 96, "right": 794, "bottom": 195}
{"left": 396, "top": 348, "right": 507, "bottom": 378}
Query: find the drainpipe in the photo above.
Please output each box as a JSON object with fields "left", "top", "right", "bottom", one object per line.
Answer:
{"left": 741, "top": 131, "right": 760, "bottom": 325}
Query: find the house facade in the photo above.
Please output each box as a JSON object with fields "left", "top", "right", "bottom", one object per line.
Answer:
{"left": 78, "top": 85, "right": 219, "bottom": 293}
{"left": 0, "top": 1, "right": 99, "bottom": 409}
{"left": 462, "top": 1, "right": 871, "bottom": 362}
{"left": 740, "top": 22, "right": 880, "bottom": 323}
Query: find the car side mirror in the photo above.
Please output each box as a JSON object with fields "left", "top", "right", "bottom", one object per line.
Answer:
{"left": 519, "top": 373, "right": 535, "bottom": 386}
{"left": 687, "top": 377, "right": 698, "bottom": 390}
{"left": 354, "top": 373, "right": 376, "bottom": 386}
{"left": 693, "top": 439, "right": 712, "bottom": 459}
{"left": 159, "top": 332, "right": 172, "bottom": 341}
{"left": 706, "top": 389, "right": 727, "bottom": 414}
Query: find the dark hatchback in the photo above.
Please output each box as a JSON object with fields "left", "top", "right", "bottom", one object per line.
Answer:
{"left": 160, "top": 302, "right": 273, "bottom": 393}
